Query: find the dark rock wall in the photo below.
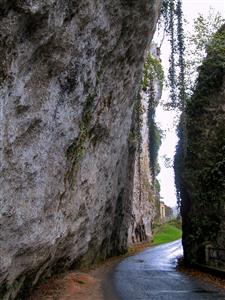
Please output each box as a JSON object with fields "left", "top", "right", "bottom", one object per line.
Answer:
{"left": 0, "top": 0, "right": 161, "bottom": 298}
{"left": 176, "top": 25, "right": 225, "bottom": 265}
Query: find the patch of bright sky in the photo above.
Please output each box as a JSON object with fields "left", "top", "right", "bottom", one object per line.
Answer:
{"left": 155, "top": 0, "right": 225, "bottom": 208}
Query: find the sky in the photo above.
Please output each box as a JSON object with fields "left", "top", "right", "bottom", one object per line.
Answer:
{"left": 155, "top": 0, "right": 225, "bottom": 208}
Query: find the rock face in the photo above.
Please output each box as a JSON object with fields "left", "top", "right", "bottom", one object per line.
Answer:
{"left": 175, "top": 25, "right": 225, "bottom": 266}
{"left": 128, "top": 92, "right": 155, "bottom": 244}
{"left": 128, "top": 46, "right": 162, "bottom": 245}
{"left": 0, "top": 0, "right": 161, "bottom": 298}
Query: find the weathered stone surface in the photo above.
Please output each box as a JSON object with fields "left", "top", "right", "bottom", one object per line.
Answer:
{"left": 128, "top": 92, "right": 155, "bottom": 244}
{"left": 0, "top": 0, "right": 161, "bottom": 298}
{"left": 128, "top": 52, "right": 162, "bottom": 245}
{"left": 175, "top": 25, "right": 225, "bottom": 266}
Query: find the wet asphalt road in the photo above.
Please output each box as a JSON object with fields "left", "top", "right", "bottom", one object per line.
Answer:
{"left": 112, "top": 240, "right": 225, "bottom": 300}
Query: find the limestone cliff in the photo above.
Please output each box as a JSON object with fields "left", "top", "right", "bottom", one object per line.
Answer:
{"left": 128, "top": 45, "right": 162, "bottom": 244}
{"left": 0, "top": 0, "right": 161, "bottom": 298}
{"left": 175, "top": 25, "right": 225, "bottom": 266}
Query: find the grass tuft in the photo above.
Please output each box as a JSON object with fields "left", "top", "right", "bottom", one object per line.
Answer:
{"left": 152, "top": 221, "right": 182, "bottom": 245}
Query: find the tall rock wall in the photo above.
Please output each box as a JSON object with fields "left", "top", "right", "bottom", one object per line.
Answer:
{"left": 0, "top": 0, "right": 161, "bottom": 298}
{"left": 175, "top": 25, "right": 225, "bottom": 266}
{"left": 128, "top": 46, "right": 162, "bottom": 245}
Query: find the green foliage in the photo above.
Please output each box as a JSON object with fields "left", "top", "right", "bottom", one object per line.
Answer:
{"left": 139, "top": 51, "right": 164, "bottom": 219}
{"left": 185, "top": 9, "right": 225, "bottom": 96}
{"left": 161, "top": 0, "right": 186, "bottom": 109}
{"left": 192, "top": 31, "right": 225, "bottom": 104}
{"left": 141, "top": 51, "right": 164, "bottom": 201}
{"left": 168, "top": 218, "right": 182, "bottom": 230}
{"left": 176, "top": 0, "right": 186, "bottom": 110}
{"left": 142, "top": 52, "right": 164, "bottom": 92}
{"left": 153, "top": 221, "right": 182, "bottom": 245}
{"left": 175, "top": 25, "right": 225, "bottom": 262}
{"left": 163, "top": 1, "right": 225, "bottom": 263}
{"left": 148, "top": 109, "right": 162, "bottom": 181}
{"left": 170, "top": 5, "right": 224, "bottom": 211}
{"left": 140, "top": 51, "right": 163, "bottom": 182}
{"left": 155, "top": 179, "right": 161, "bottom": 194}
{"left": 168, "top": 0, "right": 177, "bottom": 106}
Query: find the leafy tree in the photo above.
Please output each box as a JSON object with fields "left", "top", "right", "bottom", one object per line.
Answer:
{"left": 142, "top": 52, "right": 164, "bottom": 92}
{"left": 175, "top": 20, "right": 225, "bottom": 210}
{"left": 148, "top": 106, "right": 162, "bottom": 181}
{"left": 185, "top": 8, "right": 225, "bottom": 96}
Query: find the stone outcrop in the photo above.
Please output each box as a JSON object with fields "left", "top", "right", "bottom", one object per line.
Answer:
{"left": 175, "top": 25, "right": 225, "bottom": 266}
{"left": 128, "top": 45, "right": 162, "bottom": 244}
{"left": 128, "top": 91, "right": 155, "bottom": 244}
{"left": 0, "top": 0, "right": 161, "bottom": 298}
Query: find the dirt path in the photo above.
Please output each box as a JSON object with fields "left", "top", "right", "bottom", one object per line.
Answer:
{"left": 29, "top": 243, "right": 150, "bottom": 300}
{"left": 30, "top": 262, "right": 117, "bottom": 300}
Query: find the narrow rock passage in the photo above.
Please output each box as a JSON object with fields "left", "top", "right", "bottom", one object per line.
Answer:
{"left": 111, "top": 240, "right": 225, "bottom": 300}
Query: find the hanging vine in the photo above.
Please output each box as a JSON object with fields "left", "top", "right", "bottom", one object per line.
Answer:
{"left": 168, "top": 0, "right": 177, "bottom": 107}
{"left": 161, "top": 0, "right": 186, "bottom": 110}
{"left": 176, "top": 0, "right": 186, "bottom": 110}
